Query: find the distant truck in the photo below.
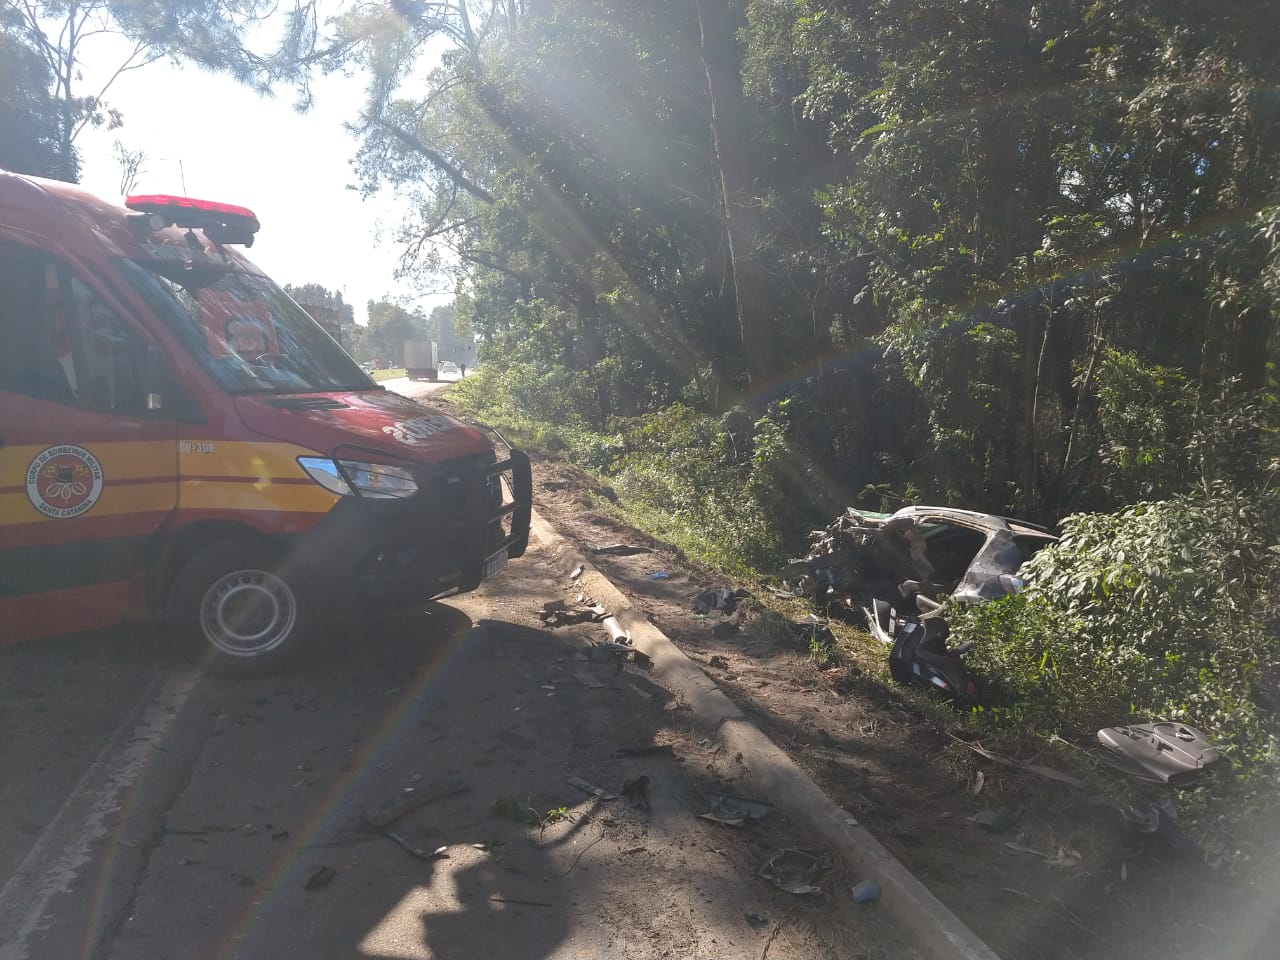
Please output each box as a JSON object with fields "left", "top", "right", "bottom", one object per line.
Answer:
{"left": 404, "top": 339, "right": 438, "bottom": 381}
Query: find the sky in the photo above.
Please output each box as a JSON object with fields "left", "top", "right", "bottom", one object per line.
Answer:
{"left": 73, "top": 29, "right": 446, "bottom": 325}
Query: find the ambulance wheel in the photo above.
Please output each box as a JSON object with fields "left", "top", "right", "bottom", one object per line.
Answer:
{"left": 167, "top": 540, "right": 308, "bottom": 670}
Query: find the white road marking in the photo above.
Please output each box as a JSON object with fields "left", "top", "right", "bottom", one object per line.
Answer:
{"left": 0, "top": 669, "right": 200, "bottom": 960}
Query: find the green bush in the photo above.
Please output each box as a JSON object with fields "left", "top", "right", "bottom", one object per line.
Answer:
{"left": 951, "top": 495, "right": 1280, "bottom": 775}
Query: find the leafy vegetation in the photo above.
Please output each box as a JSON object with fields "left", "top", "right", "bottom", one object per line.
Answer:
{"left": 12, "top": 0, "right": 1279, "bottom": 851}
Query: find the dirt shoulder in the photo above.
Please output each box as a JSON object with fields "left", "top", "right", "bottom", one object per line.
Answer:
{"left": 518, "top": 453, "right": 1276, "bottom": 960}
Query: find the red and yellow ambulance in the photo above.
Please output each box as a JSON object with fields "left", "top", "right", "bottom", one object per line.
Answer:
{"left": 0, "top": 172, "right": 530, "bottom": 667}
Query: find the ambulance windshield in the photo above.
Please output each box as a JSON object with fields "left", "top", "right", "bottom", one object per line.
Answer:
{"left": 118, "top": 258, "right": 374, "bottom": 394}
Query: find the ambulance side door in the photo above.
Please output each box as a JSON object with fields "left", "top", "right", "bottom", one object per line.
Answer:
{"left": 0, "top": 243, "right": 180, "bottom": 640}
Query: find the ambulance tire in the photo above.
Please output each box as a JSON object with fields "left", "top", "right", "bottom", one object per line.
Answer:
{"left": 167, "top": 539, "right": 310, "bottom": 672}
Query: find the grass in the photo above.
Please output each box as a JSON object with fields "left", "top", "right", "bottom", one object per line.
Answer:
{"left": 371, "top": 368, "right": 407, "bottom": 381}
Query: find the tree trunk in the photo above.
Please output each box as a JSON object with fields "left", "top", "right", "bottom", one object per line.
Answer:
{"left": 696, "top": 0, "right": 772, "bottom": 398}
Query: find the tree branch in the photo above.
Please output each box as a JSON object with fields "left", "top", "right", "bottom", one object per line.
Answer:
{"left": 380, "top": 121, "right": 495, "bottom": 203}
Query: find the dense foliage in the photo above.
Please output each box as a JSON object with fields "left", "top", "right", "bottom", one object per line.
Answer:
{"left": 29, "top": 0, "right": 1280, "bottom": 818}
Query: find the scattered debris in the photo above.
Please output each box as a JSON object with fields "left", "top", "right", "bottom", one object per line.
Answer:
{"left": 851, "top": 879, "right": 882, "bottom": 904}
{"left": 792, "top": 614, "right": 836, "bottom": 649}
{"left": 569, "top": 564, "right": 585, "bottom": 581}
{"left": 1087, "top": 795, "right": 1197, "bottom": 852}
{"left": 699, "top": 792, "right": 773, "bottom": 827}
{"left": 587, "top": 641, "right": 633, "bottom": 664}
{"left": 1096, "top": 722, "right": 1222, "bottom": 786}
{"left": 692, "top": 586, "right": 745, "bottom": 615}
{"left": 588, "top": 542, "right": 653, "bottom": 556}
{"left": 709, "top": 655, "right": 731, "bottom": 670}
{"left": 363, "top": 782, "right": 470, "bottom": 829}
{"left": 304, "top": 865, "right": 336, "bottom": 891}
{"left": 744, "top": 912, "right": 771, "bottom": 930}
{"left": 490, "top": 895, "right": 553, "bottom": 908}
{"left": 969, "top": 808, "right": 1016, "bottom": 833}
{"left": 1002, "top": 842, "right": 1082, "bottom": 868}
{"left": 632, "top": 650, "right": 653, "bottom": 670}
{"left": 602, "top": 615, "right": 631, "bottom": 643}
{"left": 271, "top": 830, "right": 290, "bottom": 841}
{"left": 621, "top": 775, "right": 651, "bottom": 810}
{"left": 540, "top": 601, "right": 607, "bottom": 627}
{"left": 567, "top": 776, "right": 618, "bottom": 801}
{"left": 650, "top": 571, "right": 671, "bottom": 580}
{"left": 382, "top": 829, "right": 447, "bottom": 863}
{"left": 949, "top": 735, "right": 1088, "bottom": 789}
{"left": 616, "top": 744, "right": 675, "bottom": 757}
{"left": 758, "top": 848, "right": 832, "bottom": 895}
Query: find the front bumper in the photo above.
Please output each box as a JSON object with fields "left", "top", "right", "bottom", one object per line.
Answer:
{"left": 288, "top": 447, "right": 532, "bottom": 611}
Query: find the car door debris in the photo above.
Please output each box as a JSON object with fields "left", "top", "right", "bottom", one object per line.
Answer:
{"left": 1095, "top": 722, "right": 1223, "bottom": 786}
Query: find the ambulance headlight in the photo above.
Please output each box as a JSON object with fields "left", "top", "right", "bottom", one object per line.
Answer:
{"left": 298, "top": 457, "right": 418, "bottom": 499}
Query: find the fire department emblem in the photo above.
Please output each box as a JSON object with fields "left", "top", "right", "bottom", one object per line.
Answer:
{"left": 26, "top": 445, "right": 104, "bottom": 519}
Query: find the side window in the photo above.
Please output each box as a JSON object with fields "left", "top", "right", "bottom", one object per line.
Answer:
{"left": 0, "top": 247, "right": 75, "bottom": 403}
{"left": 66, "top": 274, "right": 147, "bottom": 414}
{"left": 0, "top": 247, "right": 148, "bottom": 415}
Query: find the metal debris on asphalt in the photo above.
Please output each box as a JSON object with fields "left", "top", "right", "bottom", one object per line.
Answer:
{"left": 363, "top": 782, "right": 470, "bottom": 829}
{"left": 567, "top": 775, "right": 618, "bottom": 801}
{"left": 758, "top": 848, "right": 832, "bottom": 895}
{"left": 382, "top": 829, "right": 447, "bottom": 863}
{"left": 698, "top": 792, "right": 773, "bottom": 827}
{"left": 305, "top": 865, "right": 336, "bottom": 891}
{"left": 490, "top": 895, "right": 553, "bottom": 908}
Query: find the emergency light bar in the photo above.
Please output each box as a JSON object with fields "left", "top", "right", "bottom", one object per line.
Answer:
{"left": 125, "top": 194, "right": 260, "bottom": 246}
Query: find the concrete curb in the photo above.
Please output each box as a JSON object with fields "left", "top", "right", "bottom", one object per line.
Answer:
{"left": 531, "top": 512, "right": 1002, "bottom": 960}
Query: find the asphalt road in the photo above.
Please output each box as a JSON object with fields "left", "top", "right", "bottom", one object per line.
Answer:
{"left": 0, "top": 378, "right": 854, "bottom": 960}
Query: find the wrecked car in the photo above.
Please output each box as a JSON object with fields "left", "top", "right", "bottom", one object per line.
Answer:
{"left": 783, "top": 507, "right": 1058, "bottom": 704}
{"left": 785, "top": 506, "right": 1057, "bottom": 613}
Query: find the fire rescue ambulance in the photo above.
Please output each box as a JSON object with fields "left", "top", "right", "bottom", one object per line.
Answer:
{"left": 0, "top": 172, "right": 531, "bottom": 667}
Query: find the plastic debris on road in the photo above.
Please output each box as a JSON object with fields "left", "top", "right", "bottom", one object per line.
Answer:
{"left": 851, "top": 879, "right": 882, "bottom": 903}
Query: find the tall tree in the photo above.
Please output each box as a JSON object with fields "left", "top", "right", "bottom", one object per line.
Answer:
{"left": 696, "top": 0, "right": 773, "bottom": 396}
{"left": 0, "top": 18, "right": 76, "bottom": 178}
{"left": 0, "top": 1, "right": 276, "bottom": 182}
